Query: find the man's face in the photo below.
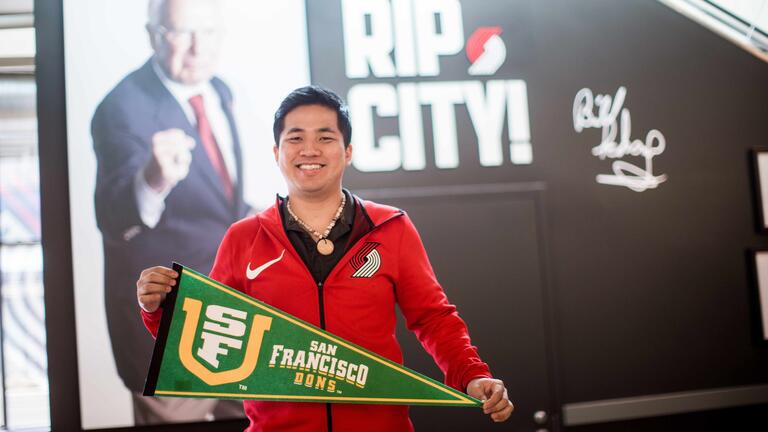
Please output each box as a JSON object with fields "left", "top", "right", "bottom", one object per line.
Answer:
{"left": 149, "top": 0, "right": 222, "bottom": 85}
{"left": 274, "top": 104, "right": 352, "bottom": 199}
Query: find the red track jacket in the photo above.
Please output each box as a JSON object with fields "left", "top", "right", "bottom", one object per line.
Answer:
{"left": 142, "top": 197, "right": 492, "bottom": 431}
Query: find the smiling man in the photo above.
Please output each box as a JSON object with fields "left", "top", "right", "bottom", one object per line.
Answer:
{"left": 137, "top": 86, "right": 514, "bottom": 431}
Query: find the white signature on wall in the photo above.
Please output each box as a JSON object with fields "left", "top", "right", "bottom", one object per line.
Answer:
{"left": 573, "top": 86, "right": 667, "bottom": 192}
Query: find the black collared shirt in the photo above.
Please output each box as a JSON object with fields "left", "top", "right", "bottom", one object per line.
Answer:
{"left": 279, "top": 189, "right": 357, "bottom": 284}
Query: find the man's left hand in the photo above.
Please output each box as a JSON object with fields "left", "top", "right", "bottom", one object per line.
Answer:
{"left": 467, "top": 378, "right": 514, "bottom": 422}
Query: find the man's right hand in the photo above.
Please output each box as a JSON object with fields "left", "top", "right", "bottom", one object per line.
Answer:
{"left": 137, "top": 266, "right": 178, "bottom": 313}
{"left": 143, "top": 128, "right": 195, "bottom": 193}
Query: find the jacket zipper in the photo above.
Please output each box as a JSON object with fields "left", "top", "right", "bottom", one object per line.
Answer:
{"left": 317, "top": 281, "right": 326, "bottom": 328}
{"left": 275, "top": 207, "right": 404, "bottom": 432}
{"left": 316, "top": 213, "right": 403, "bottom": 432}
{"left": 319, "top": 279, "right": 331, "bottom": 432}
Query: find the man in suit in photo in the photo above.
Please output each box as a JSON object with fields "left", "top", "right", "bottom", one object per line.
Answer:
{"left": 91, "top": 0, "right": 248, "bottom": 424}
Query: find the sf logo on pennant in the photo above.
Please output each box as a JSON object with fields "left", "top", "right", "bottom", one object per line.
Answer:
{"left": 178, "top": 297, "right": 272, "bottom": 386}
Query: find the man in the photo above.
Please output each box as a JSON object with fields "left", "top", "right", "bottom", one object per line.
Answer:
{"left": 92, "top": 0, "right": 247, "bottom": 424}
{"left": 137, "top": 86, "right": 514, "bottom": 431}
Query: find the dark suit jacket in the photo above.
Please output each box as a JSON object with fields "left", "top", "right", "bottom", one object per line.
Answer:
{"left": 92, "top": 60, "right": 249, "bottom": 391}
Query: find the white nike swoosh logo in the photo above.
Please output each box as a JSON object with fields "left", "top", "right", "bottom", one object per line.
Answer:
{"left": 246, "top": 249, "right": 285, "bottom": 280}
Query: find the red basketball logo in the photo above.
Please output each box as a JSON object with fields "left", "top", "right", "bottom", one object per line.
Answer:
{"left": 466, "top": 27, "right": 506, "bottom": 76}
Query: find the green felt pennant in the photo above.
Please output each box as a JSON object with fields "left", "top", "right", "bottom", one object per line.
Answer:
{"left": 143, "top": 264, "right": 481, "bottom": 407}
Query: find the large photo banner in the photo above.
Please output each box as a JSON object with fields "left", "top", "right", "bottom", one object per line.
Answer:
{"left": 63, "top": 0, "right": 310, "bottom": 428}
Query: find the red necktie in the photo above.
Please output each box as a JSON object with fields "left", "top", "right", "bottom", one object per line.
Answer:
{"left": 188, "top": 94, "right": 234, "bottom": 203}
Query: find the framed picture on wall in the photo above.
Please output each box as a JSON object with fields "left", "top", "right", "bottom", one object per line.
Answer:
{"left": 751, "top": 249, "right": 768, "bottom": 341}
{"left": 751, "top": 148, "right": 768, "bottom": 232}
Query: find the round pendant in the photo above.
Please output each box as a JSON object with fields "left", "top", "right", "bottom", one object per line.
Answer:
{"left": 317, "top": 238, "right": 334, "bottom": 256}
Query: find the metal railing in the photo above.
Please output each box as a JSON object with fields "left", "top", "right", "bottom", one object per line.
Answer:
{"left": 660, "top": 0, "right": 768, "bottom": 62}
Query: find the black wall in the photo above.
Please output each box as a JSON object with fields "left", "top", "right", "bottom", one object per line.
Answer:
{"left": 306, "top": 0, "right": 768, "bottom": 430}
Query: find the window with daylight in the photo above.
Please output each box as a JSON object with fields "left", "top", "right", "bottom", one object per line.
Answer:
{"left": 0, "top": 1, "right": 51, "bottom": 429}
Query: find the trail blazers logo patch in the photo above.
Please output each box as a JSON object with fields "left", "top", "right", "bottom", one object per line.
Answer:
{"left": 350, "top": 242, "right": 381, "bottom": 278}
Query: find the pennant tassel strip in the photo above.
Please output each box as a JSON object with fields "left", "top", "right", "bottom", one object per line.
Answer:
{"left": 143, "top": 264, "right": 481, "bottom": 407}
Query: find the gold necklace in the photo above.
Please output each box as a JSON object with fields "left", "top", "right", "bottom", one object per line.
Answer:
{"left": 286, "top": 193, "right": 346, "bottom": 256}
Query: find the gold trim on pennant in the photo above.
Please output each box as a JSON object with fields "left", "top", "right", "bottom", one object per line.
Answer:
{"left": 154, "top": 390, "right": 475, "bottom": 405}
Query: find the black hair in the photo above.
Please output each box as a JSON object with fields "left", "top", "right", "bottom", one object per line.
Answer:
{"left": 273, "top": 85, "right": 352, "bottom": 148}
